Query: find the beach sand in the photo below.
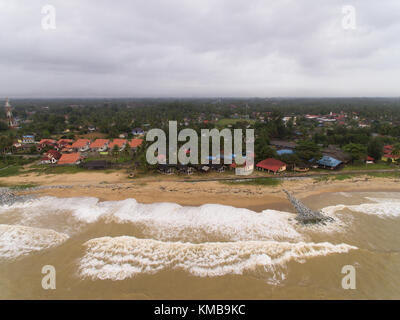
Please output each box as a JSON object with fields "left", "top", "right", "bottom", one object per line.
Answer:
{"left": 6, "top": 170, "right": 400, "bottom": 210}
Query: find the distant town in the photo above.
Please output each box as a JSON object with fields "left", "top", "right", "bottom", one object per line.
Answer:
{"left": 1, "top": 97, "right": 400, "bottom": 179}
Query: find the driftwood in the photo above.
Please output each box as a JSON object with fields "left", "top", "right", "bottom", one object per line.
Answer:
{"left": 283, "top": 189, "right": 333, "bottom": 224}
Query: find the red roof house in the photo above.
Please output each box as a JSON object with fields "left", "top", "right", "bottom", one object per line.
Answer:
{"left": 58, "top": 153, "right": 82, "bottom": 165}
{"left": 37, "top": 139, "right": 57, "bottom": 151}
{"left": 129, "top": 139, "right": 143, "bottom": 149}
{"left": 256, "top": 158, "right": 286, "bottom": 174}
{"left": 71, "top": 139, "right": 91, "bottom": 151}
{"left": 58, "top": 139, "right": 73, "bottom": 145}
{"left": 109, "top": 139, "right": 128, "bottom": 151}
{"left": 90, "top": 139, "right": 109, "bottom": 151}
{"left": 39, "top": 139, "right": 56, "bottom": 145}
{"left": 41, "top": 149, "right": 62, "bottom": 164}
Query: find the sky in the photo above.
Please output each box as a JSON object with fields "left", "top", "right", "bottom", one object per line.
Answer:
{"left": 0, "top": 0, "right": 399, "bottom": 98}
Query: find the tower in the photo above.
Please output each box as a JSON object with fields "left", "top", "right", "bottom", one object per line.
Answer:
{"left": 5, "top": 98, "right": 15, "bottom": 128}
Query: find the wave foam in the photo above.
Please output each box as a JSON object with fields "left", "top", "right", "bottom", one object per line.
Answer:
{"left": 0, "top": 197, "right": 301, "bottom": 242}
{"left": 79, "top": 236, "right": 357, "bottom": 281}
{"left": 0, "top": 224, "right": 69, "bottom": 260}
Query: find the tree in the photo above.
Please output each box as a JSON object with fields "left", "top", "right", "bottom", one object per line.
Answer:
{"left": 367, "top": 138, "right": 383, "bottom": 161}
{"left": 112, "top": 145, "right": 120, "bottom": 161}
{"left": 255, "top": 145, "right": 276, "bottom": 162}
{"left": 343, "top": 143, "right": 367, "bottom": 163}
{"left": 295, "top": 141, "right": 322, "bottom": 161}
{"left": 391, "top": 143, "right": 400, "bottom": 155}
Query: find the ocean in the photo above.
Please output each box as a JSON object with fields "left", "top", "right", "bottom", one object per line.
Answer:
{"left": 0, "top": 191, "right": 399, "bottom": 299}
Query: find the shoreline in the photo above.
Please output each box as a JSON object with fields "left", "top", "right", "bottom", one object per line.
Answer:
{"left": 8, "top": 171, "right": 400, "bottom": 211}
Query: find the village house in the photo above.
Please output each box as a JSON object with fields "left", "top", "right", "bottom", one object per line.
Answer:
{"left": 61, "top": 145, "right": 74, "bottom": 153}
{"left": 366, "top": 156, "right": 375, "bottom": 164}
{"left": 381, "top": 145, "right": 399, "bottom": 162}
{"left": 256, "top": 158, "right": 287, "bottom": 174}
{"left": 316, "top": 155, "right": 342, "bottom": 170}
{"left": 37, "top": 139, "right": 57, "bottom": 151}
{"left": 129, "top": 138, "right": 143, "bottom": 152}
{"left": 132, "top": 128, "right": 145, "bottom": 135}
{"left": 57, "top": 139, "right": 73, "bottom": 150}
{"left": 22, "top": 135, "right": 35, "bottom": 144}
{"left": 71, "top": 139, "right": 91, "bottom": 152}
{"left": 322, "top": 145, "right": 352, "bottom": 164}
{"left": 40, "top": 149, "right": 61, "bottom": 164}
{"left": 58, "top": 152, "right": 83, "bottom": 165}
{"left": 109, "top": 139, "right": 128, "bottom": 152}
{"left": 90, "top": 139, "right": 109, "bottom": 152}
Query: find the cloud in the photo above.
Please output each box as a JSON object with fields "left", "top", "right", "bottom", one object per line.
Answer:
{"left": 0, "top": 0, "right": 399, "bottom": 97}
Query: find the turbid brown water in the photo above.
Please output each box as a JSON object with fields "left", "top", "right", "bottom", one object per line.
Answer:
{"left": 0, "top": 191, "right": 399, "bottom": 299}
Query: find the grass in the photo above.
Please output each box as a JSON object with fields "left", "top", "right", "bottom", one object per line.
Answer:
{"left": 0, "top": 165, "right": 21, "bottom": 177}
{"left": 31, "top": 165, "right": 86, "bottom": 175}
{"left": 366, "top": 171, "right": 400, "bottom": 178}
{"left": 345, "top": 163, "right": 394, "bottom": 171}
{"left": 220, "top": 177, "right": 281, "bottom": 187}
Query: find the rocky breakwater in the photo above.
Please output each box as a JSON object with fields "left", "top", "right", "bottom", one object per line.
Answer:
{"left": 283, "top": 189, "right": 333, "bottom": 224}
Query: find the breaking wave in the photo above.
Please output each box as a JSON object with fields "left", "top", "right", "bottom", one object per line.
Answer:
{"left": 78, "top": 236, "right": 357, "bottom": 281}
{"left": 322, "top": 197, "right": 400, "bottom": 219}
{"left": 0, "top": 224, "right": 69, "bottom": 260}
{"left": 0, "top": 196, "right": 301, "bottom": 242}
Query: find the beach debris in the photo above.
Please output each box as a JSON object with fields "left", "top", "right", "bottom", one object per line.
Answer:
{"left": 283, "top": 189, "right": 334, "bottom": 224}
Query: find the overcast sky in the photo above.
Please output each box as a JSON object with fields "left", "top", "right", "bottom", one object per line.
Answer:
{"left": 1, "top": 0, "right": 399, "bottom": 98}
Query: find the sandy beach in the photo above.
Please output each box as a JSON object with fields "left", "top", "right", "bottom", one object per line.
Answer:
{"left": 4, "top": 170, "right": 400, "bottom": 210}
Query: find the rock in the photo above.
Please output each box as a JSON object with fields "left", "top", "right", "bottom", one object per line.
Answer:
{"left": 283, "top": 189, "right": 333, "bottom": 224}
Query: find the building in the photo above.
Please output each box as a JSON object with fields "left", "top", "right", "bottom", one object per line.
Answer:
{"left": 58, "top": 153, "right": 82, "bottom": 165}
{"left": 382, "top": 154, "right": 400, "bottom": 162}
{"left": 276, "top": 149, "right": 294, "bottom": 156}
{"left": 382, "top": 145, "right": 399, "bottom": 162}
{"left": 37, "top": 139, "right": 57, "bottom": 151}
{"left": 366, "top": 156, "right": 375, "bottom": 164}
{"left": 109, "top": 139, "right": 128, "bottom": 152}
{"left": 71, "top": 139, "right": 91, "bottom": 152}
{"left": 317, "top": 155, "right": 342, "bottom": 169}
{"left": 322, "top": 145, "right": 351, "bottom": 163}
{"left": 90, "top": 139, "right": 109, "bottom": 152}
{"left": 132, "top": 128, "right": 145, "bottom": 135}
{"left": 22, "top": 135, "right": 35, "bottom": 144}
{"left": 129, "top": 138, "right": 143, "bottom": 151}
{"left": 41, "top": 149, "right": 61, "bottom": 164}
{"left": 256, "top": 158, "right": 286, "bottom": 174}
{"left": 57, "top": 139, "right": 73, "bottom": 147}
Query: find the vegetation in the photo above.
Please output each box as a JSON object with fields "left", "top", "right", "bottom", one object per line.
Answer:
{"left": 221, "top": 177, "right": 281, "bottom": 186}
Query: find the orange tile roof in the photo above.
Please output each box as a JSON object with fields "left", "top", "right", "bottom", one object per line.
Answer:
{"left": 129, "top": 139, "right": 143, "bottom": 148}
{"left": 90, "top": 139, "right": 109, "bottom": 149}
{"left": 58, "top": 139, "right": 73, "bottom": 146}
{"left": 39, "top": 139, "right": 56, "bottom": 145}
{"left": 109, "top": 139, "right": 127, "bottom": 149}
{"left": 71, "top": 139, "right": 91, "bottom": 148}
{"left": 58, "top": 153, "right": 81, "bottom": 165}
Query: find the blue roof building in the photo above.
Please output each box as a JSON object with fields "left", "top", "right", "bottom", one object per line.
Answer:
{"left": 277, "top": 149, "right": 294, "bottom": 156}
{"left": 317, "top": 155, "right": 342, "bottom": 169}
